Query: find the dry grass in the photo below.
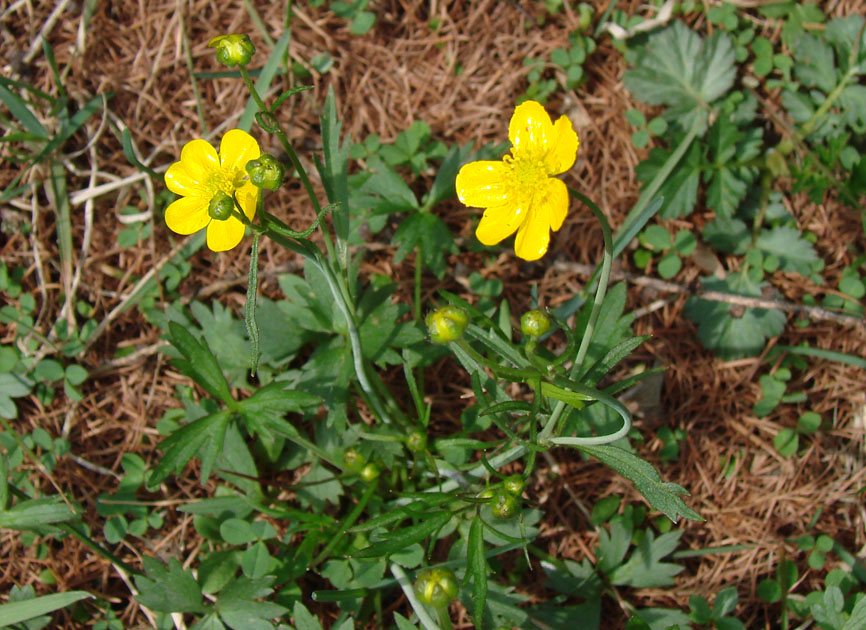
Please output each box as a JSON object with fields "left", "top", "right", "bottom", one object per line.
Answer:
{"left": 1, "top": 0, "right": 865, "bottom": 627}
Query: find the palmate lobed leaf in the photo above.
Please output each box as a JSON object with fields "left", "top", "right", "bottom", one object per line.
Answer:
{"left": 135, "top": 557, "right": 206, "bottom": 614}
{"left": 148, "top": 410, "right": 231, "bottom": 486}
{"left": 167, "top": 322, "right": 234, "bottom": 406}
{"left": 392, "top": 211, "right": 457, "bottom": 279}
{"left": 704, "top": 118, "right": 762, "bottom": 218}
{"left": 624, "top": 21, "right": 736, "bottom": 133}
{"left": 608, "top": 529, "right": 685, "bottom": 588}
{"left": 684, "top": 272, "right": 787, "bottom": 359}
{"left": 793, "top": 32, "right": 837, "bottom": 92}
{"left": 755, "top": 225, "right": 819, "bottom": 275}
{"left": 825, "top": 15, "right": 866, "bottom": 74}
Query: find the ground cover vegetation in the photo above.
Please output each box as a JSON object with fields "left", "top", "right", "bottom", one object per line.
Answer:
{"left": 1, "top": 1, "right": 865, "bottom": 628}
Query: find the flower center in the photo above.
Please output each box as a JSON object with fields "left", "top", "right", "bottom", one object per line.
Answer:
{"left": 208, "top": 166, "right": 247, "bottom": 197}
{"left": 505, "top": 151, "right": 548, "bottom": 201}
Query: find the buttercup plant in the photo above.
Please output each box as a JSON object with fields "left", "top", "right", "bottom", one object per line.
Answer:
{"left": 1, "top": 5, "right": 863, "bottom": 628}
{"left": 144, "top": 32, "right": 700, "bottom": 629}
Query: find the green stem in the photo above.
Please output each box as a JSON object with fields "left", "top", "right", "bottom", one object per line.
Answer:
{"left": 278, "top": 427, "right": 339, "bottom": 467}
{"left": 426, "top": 445, "right": 527, "bottom": 496}
{"left": 435, "top": 605, "right": 453, "bottom": 630}
{"left": 605, "top": 117, "right": 703, "bottom": 279}
{"left": 61, "top": 521, "right": 141, "bottom": 576}
{"left": 538, "top": 189, "right": 613, "bottom": 443}
{"left": 311, "top": 479, "right": 377, "bottom": 568}
{"left": 414, "top": 248, "right": 423, "bottom": 324}
{"left": 238, "top": 65, "right": 339, "bottom": 265}
{"left": 453, "top": 339, "right": 536, "bottom": 382}
{"left": 313, "top": 250, "right": 392, "bottom": 424}
{"left": 245, "top": 233, "right": 261, "bottom": 376}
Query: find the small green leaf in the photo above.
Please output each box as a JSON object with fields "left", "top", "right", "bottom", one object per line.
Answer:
{"left": 839, "top": 274, "right": 865, "bottom": 298}
{"left": 774, "top": 428, "right": 799, "bottom": 457}
{"left": 757, "top": 578, "right": 782, "bottom": 603}
{"left": 657, "top": 252, "right": 682, "bottom": 279}
{"left": 609, "top": 529, "right": 684, "bottom": 587}
{"left": 647, "top": 117, "right": 667, "bottom": 136}
{"left": 633, "top": 249, "right": 652, "bottom": 269}
{"left": 642, "top": 225, "right": 672, "bottom": 251}
{"left": 689, "top": 594, "right": 713, "bottom": 623}
{"left": 797, "top": 411, "right": 821, "bottom": 434}
{"left": 220, "top": 518, "right": 256, "bottom": 545}
{"left": 807, "top": 549, "right": 825, "bottom": 570}
{"left": 64, "top": 364, "right": 88, "bottom": 386}
{"left": 350, "top": 11, "right": 376, "bottom": 35}
{"left": 631, "top": 129, "right": 650, "bottom": 148}
{"left": 673, "top": 230, "right": 697, "bottom": 255}
{"left": 241, "top": 541, "right": 274, "bottom": 579}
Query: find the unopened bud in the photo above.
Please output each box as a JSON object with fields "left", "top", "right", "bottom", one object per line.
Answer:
{"left": 209, "top": 34, "right": 255, "bottom": 67}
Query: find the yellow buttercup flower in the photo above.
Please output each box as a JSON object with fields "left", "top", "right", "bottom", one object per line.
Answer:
{"left": 164, "top": 129, "right": 261, "bottom": 252}
{"left": 456, "top": 101, "right": 579, "bottom": 261}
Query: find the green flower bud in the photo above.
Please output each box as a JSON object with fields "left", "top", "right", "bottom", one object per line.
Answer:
{"left": 520, "top": 309, "right": 551, "bottom": 338}
{"left": 360, "top": 462, "right": 380, "bottom": 483}
{"left": 490, "top": 489, "right": 520, "bottom": 520}
{"left": 343, "top": 447, "right": 366, "bottom": 473}
{"left": 208, "top": 191, "right": 234, "bottom": 221}
{"left": 208, "top": 34, "right": 255, "bottom": 67}
{"left": 406, "top": 430, "right": 427, "bottom": 453}
{"left": 414, "top": 567, "right": 458, "bottom": 608}
{"left": 503, "top": 474, "right": 525, "bottom": 497}
{"left": 245, "top": 154, "right": 285, "bottom": 190}
{"left": 426, "top": 305, "right": 468, "bottom": 344}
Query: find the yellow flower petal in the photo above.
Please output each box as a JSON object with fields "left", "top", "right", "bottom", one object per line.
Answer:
{"left": 206, "top": 216, "right": 246, "bottom": 252}
{"left": 456, "top": 161, "right": 511, "bottom": 208}
{"left": 545, "top": 115, "right": 579, "bottom": 175}
{"left": 235, "top": 183, "right": 259, "bottom": 221}
{"left": 164, "top": 196, "right": 211, "bottom": 235}
{"left": 178, "top": 138, "right": 219, "bottom": 182}
{"left": 544, "top": 178, "right": 569, "bottom": 231}
{"left": 165, "top": 160, "right": 210, "bottom": 197}
{"left": 475, "top": 200, "right": 526, "bottom": 246}
{"left": 508, "top": 101, "right": 554, "bottom": 156}
{"left": 514, "top": 202, "right": 551, "bottom": 261}
{"left": 219, "top": 129, "right": 260, "bottom": 175}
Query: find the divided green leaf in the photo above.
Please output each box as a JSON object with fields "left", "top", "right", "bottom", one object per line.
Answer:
{"left": 684, "top": 273, "right": 787, "bottom": 359}
{"left": 624, "top": 21, "right": 736, "bottom": 133}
